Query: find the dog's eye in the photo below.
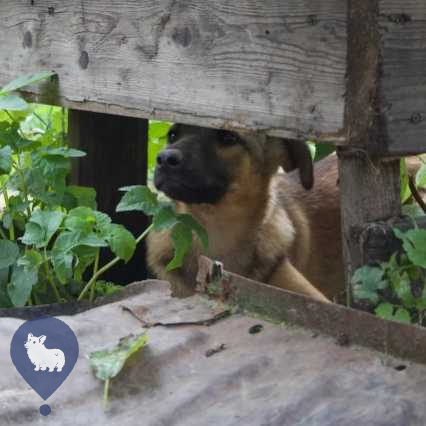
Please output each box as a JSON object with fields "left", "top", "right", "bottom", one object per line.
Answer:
{"left": 218, "top": 130, "right": 239, "bottom": 145}
{"left": 168, "top": 130, "right": 177, "bottom": 144}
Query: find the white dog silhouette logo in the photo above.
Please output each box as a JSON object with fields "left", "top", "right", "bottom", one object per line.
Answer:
{"left": 24, "top": 333, "right": 65, "bottom": 372}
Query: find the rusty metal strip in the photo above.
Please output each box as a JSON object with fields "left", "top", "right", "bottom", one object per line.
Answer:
{"left": 197, "top": 256, "right": 426, "bottom": 364}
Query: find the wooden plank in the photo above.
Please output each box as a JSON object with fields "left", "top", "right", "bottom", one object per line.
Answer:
{"left": 69, "top": 110, "right": 149, "bottom": 284}
{"left": 379, "top": 1, "right": 426, "bottom": 155}
{"left": 337, "top": 150, "right": 401, "bottom": 303}
{"left": 0, "top": 0, "right": 346, "bottom": 141}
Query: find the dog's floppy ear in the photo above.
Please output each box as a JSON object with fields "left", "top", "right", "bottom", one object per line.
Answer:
{"left": 267, "top": 137, "right": 314, "bottom": 190}
{"left": 39, "top": 335, "right": 46, "bottom": 344}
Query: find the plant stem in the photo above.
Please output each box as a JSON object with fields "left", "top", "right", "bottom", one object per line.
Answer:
{"left": 78, "top": 224, "right": 154, "bottom": 302}
{"left": 0, "top": 225, "right": 7, "bottom": 240}
{"left": 43, "top": 249, "right": 62, "bottom": 303}
{"left": 103, "top": 379, "right": 110, "bottom": 410}
{"left": 33, "top": 111, "right": 48, "bottom": 128}
{"left": 4, "top": 110, "right": 17, "bottom": 123}
{"left": 15, "top": 156, "right": 32, "bottom": 217}
{"left": 89, "top": 249, "right": 100, "bottom": 303}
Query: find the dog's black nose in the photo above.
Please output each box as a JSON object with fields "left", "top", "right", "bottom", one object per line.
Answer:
{"left": 156, "top": 149, "right": 183, "bottom": 168}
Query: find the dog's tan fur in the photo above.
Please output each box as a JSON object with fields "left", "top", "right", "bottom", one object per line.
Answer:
{"left": 147, "top": 127, "right": 344, "bottom": 302}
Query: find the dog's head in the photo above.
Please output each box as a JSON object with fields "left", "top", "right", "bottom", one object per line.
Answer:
{"left": 154, "top": 124, "right": 313, "bottom": 204}
{"left": 24, "top": 333, "right": 46, "bottom": 348}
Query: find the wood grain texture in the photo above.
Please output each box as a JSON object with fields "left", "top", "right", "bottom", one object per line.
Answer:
{"left": 379, "top": 1, "right": 426, "bottom": 155}
{"left": 337, "top": 149, "right": 401, "bottom": 302}
{"left": 0, "top": 0, "right": 346, "bottom": 140}
{"left": 69, "top": 110, "right": 149, "bottom": 284}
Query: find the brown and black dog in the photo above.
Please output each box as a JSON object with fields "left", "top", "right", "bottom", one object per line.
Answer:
{"left": 147, "top": 124, "right": 344, "bottom": 302}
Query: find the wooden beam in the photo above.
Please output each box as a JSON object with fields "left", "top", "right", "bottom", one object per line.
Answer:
{"left": 69, "top": 110, "right": 148, "bottom": 284}
{"left": 0, "top": 0, "right": 347, "bottom": 141}
{"left": 379, "top": 1, "right": 426, "bottom": 155}
{"left": 337, "top": 150, "right": 401, "bottom": 303}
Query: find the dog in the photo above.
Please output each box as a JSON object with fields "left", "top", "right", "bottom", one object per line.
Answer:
{"left": 24, "top": 333, "right": 65, "bottom": 372}
{"left": 147, "top": 124, "right": 344, "bottom": 302}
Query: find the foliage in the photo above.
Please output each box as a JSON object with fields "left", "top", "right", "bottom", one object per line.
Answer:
{"left": 148, "top": 121, "right": 171, "bottom": 178}
{"left": 89, "top": 332, "right": 148, "bottom": 409}
{"left": 352, "top": 225, "right": 426, "bottom": 325}
{"left": 0, "top": 73, "right": 207, "bottom": 308}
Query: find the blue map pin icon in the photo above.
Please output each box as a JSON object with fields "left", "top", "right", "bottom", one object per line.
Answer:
{"left": 10, "top": 316, "right": 79, "bottom": 415}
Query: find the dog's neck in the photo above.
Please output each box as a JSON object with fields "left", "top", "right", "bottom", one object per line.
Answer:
{"left": 175, "top": 176, "right": 272, "bottom": 261}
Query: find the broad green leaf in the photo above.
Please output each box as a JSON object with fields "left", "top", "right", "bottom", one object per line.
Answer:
{"left": 94, "top": 211, "right": 112, "bottom": 237}
{"left": 64, "top": 185, "right": 97, "bottom": 209}
{"left": 314, "top": 143, "right": 335, "bottom": 162}
{"left": 0, "top": 145, "right": 12, "bottom": 174}
{"left": 52, "top": 252, "right": 73, "bottom": 284}
{"left": 64, "top": 207, "right": 96, "bottom": 234}
{"left": 179, "top": 214, "right": 208, "bottom": 250}
{"left": 0, "top": 71, "right": 56, "bottom": 94}
{"left": 89, "top": 332, "right": 148, "bottom": 381}
{"left": 0, "top": 95, "right": 28, "bottom": 111}
{"left": 352, "top": 265, "right": 387, "bottom": 303}
{"left": 394, "top": 308, "right": 411, "bottom": 324}
{"left": 107, "top": 224, "right": 136, "bottom": 263}
{"left": 79, "top": 233, "right": 108, "bottom": 248}
{"left": 153, "top": 206, "right": 178, "bottom": 231}
{"left": 395, "top": 272, "right": 416, "bottom": 308}
{"left": 394, "top": 228, "right": 426, "bottom": 268}
{"left": 375, "top": 303, "right": 395, "bottom": 320}
{"left": 375, "top": 303, "right": 412, "bottom": 324}
{"left": 167, "top": 222, "right": 193, "bottom": 271}
{"left": 72, "top": 246, "right": 97, "bottom": 281}
{"left": 8, "top": 265, "right": 38, "bottom": 307}
{"left": 52, "top": 231, "right": 82, "bottom": 254}
{"left": 21, "top": 210, "right": 65, "bottom": 248}
{"left": 0, "top": 240, "right": 19, "bottom": 269}
{"left": 17, "top": 250, "right": 43, "bottom": 270}
{"left": 116, "top": 185, "right": 159, "bottom": 215}
{"left": 416, "top": 163, "right": 426, "bottom": 188}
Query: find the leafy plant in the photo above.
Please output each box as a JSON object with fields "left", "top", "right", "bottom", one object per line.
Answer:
{"left": 89, "top": 332, "right": 148, "bottom": 409}
{"left": 0, "top": 73, "right": 207, "bottom": 308}
{"left": 352, "top": 225, "right": 426, "bottom": 325}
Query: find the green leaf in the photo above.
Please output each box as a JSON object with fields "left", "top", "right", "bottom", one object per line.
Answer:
{"left": 0, "top": 240, "right": 19, "bottom": 269}
{"left": 375, "top": 303, "right": 395, "bottom": 320}
{"left": 21, "top": 210, "right": 65, "bottom": 248}
{"left": 72, "top": 246, "right": 97, "bottom": 281}
{"left": 52, "top": 252, "right": 73, "bottom": 284}
{"left": 107, "top": 224, "right": 136, "bottom": 263}
{"left": 394, "top": 308, "right": 411, "bottom": 324}
{"left": 394, "top": 228, "right": 426, "bottom": 268}
{"left": 0, "top": 268, "right": 12, "bottom": 308}
{"left": 152, "top": 206, "right": 178, "bottom": 231}
{"left": 0, "top": 71, "right": 56, "bottom": 94}
{"left": 375, "top": 303, "right": 412, "bottom": 324}
{"left": 64, "top": 207, "right": 96, "bottom": 234}
{"left": 167, "top": 222, "right": 193, "bottom": 271}
{"left": 52, "top": 231, "right": 81, "bottom": 254}
{"left": 0, "top": 95, "right": 28, "bottom": 111}
{"left": 116, "top": 186, "right": 159, "bottom": 215}
{"left": 64, "top": 185, "right": 97, "bottom": 209}
{"left": 179, "top": 214, "right": 208, "bottom": 250}
{"left": 416, "top": 163, "right": 426, "bottom": 189}
{"left": 94, "top": 211, "right": 112, "bottom": 237}
{"left": 79, "top": 233, "right": 108, "bottom": 248}
{"left": 395, "top": 272, "right": 416, "bottom": 308}
{"left": 314, "top": 143, "right": 335, "bottom": 162}
{"left": 8, "top": 265, "right": 38, "bottom": 307}
{"left": 43, "top": 147, "right": 86, "bottom": 158}
{"left": 0, "top": 145, "right": 12, "bottom": 174}
{"left": 352, "top": 265, "right": 387, "bottom": 303}
{"left": 17, "top": 250, "right": 43, "bottom": 270}
{"left": 89, "top": 332, "right": 148, "bottom": 381}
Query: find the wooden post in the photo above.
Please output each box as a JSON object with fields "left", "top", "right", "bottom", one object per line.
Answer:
{"left": 337, "top": 151, "right": 400, "bottom": 304}
{"left": 69, "top": 110, "right": 149, "bottom": 284}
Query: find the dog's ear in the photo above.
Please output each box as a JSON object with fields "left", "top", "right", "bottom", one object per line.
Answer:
{"left": 266, "top": 137, "right": 314, "bottom": 190}
{"left": 39, "top": 335, "right": 46, "bottom": 344}
{"left": 28, "top": 333, "right": 33, "bottom": 340}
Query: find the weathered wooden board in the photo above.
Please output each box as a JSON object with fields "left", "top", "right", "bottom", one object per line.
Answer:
{"left": 379, "top": 1, "right": 426, "bottom": 155}
{"left": 0, "top": 0, "right": 346, "bottom": 140}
